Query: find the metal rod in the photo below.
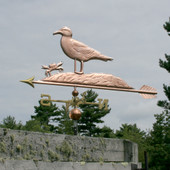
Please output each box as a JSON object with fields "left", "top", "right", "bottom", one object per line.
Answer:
{"left": 144, "top": 151, "right": 148, "bottom": 170}
{"left": 33, "top": 80, "right": 157, "bottom": 95}
{"left": 72, "top": 87, "right": 78, "bottom": 135}
{"left": 73, "top": 120, "right": 78, "bottom": 135}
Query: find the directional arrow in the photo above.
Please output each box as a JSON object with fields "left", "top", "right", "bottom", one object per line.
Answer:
{"left": 20, "top": 77, "right": 157, "bottom": 99}
{"left": 20, "top": 76, "right": 35, "bottom": 88}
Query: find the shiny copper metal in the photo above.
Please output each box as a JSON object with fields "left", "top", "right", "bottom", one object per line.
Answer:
{"left": 21, "top": 27, "right": 157, "bottom": 101}
{"left": 53, "top": 27, "right": 113, "bottom": 74}
{"left": 69, "top": 108, "right": 81, "bottom": 120}
{"left": 42, "top": 61, "right": 63, "bottom": 77}
{"left": 30, "top": 82, "right": 156, "bottom": 99}
{"left": 43, "top": 73, "right": 133, "bottom": 89}
{"left": 72, "top": 89, "right": 79, "bottom": 97}
{"left": 21, "top": 73, "right": 157, "bottom": 98}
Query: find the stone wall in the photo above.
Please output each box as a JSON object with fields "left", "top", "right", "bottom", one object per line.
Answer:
{"left": 0, "top": 128, "right": 140, "bottom": 170}
{"left": 0, "top": 160, "right": 141, "bottom": 170}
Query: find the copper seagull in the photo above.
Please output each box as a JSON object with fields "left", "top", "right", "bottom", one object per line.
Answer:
{"left": 53, "top": 27, "right": 113, "bottom": 74}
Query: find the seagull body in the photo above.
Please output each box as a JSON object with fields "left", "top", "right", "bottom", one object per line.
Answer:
{"left": 53, "top": 27, "right": 113, "bottom": 74}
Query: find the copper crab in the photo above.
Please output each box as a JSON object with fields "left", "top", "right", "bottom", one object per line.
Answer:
{"left": 42, "top": 61, "right": 64, "bottom": 77}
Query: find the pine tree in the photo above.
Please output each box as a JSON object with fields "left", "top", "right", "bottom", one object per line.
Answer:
{"left": 163, "top": 18, "right": 170, "bottom": 36}
{"left": 0, "top": 116, "right": 23, "bottom": 130}
{"left": 23, "top": 119, "right": 51, "bottom": 133}
{"left": 31, "top": 90, "right": 111, "bottom": 136}
{"left": 53, "top": 105, "right": 74, "bottom": 135}
{"left": 31, "top": 100, "right": 61, "bottom": 132}
{"left": 78, "top": 89, "right": 111, "bottom": 136}
{"left": 115, "top": 124, "right": 147, "bottom": 165}
{"left": 158, "top": 53, "right": 170, "bottom": 110}
{"left": 148, "top": 19, "right": 170, "bottom": 170}
{"left": 97, "top": 125, "right": 115, "bottom": 138}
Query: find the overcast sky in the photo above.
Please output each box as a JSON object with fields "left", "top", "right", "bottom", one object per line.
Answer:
{"left": 0, "top": 0, "right": 169, "bottom": 131}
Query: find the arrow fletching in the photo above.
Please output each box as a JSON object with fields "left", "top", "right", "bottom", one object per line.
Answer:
{"left": 139, "top": 85, "right": 157, "bottom": 99}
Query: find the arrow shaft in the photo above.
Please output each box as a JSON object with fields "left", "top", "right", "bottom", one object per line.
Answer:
{"left": 33, "top": 80, "right": 157, "bottom": 95}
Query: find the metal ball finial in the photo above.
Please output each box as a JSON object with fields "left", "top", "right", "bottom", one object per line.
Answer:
{"left": 72, "top": 89, "right": 79, "bottom": 97}
{"left": 69, "top": 108, "right": 81, "bottom": 120}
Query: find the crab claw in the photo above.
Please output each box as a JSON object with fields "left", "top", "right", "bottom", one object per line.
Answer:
{"left": 57, "top": 61, "right": 63, "bottom": 67}
{"left": 42, "top": 65, "right": 49, "bottom": 69}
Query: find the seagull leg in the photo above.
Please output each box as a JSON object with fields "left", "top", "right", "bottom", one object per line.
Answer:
{"left": 74, "top": 59, "right": 77, "bottom": 73}
{"left": 80, "top": 61, "right": 84, "bottom": 74}
{"left": 75, "top": 60, "right": 84, "bottom": 74}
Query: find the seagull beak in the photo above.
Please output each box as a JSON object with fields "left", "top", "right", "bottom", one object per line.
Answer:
{"left": 53, "top": 30, "right": 62, "bottom": 35}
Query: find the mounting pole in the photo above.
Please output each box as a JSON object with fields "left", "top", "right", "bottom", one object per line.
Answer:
{"left": 72, "top": 87, "right": 79, "bottom": 135}
{"left": 144, "top": 151, "right": 148, "bottom": 170}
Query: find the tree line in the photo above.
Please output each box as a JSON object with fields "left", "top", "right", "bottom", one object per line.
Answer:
{"left": 0, "top": 20, "right": 170, "bottom": 170}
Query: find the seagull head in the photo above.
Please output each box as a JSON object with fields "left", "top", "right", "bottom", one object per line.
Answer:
{"left": 53, "top": 27, "right": 72, "bottom": 37}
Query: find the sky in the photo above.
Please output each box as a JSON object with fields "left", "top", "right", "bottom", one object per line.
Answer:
{"left": 0, "top": 0, "right": 169, "bottom": 131}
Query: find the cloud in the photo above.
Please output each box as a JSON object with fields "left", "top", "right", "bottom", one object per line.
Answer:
{"left": 0, "top": 0, "right": 169, "bottom": 131}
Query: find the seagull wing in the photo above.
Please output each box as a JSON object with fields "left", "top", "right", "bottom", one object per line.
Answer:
{"left": 71, "top": 39, "right": 101, "bottom": 61}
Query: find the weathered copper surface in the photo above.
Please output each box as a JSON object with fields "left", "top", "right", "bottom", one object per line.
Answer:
{"left": 53, "top": 27, "right": 113, "bottom": 74}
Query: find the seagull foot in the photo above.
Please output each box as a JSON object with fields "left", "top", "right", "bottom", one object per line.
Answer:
{"left": 75, "top": 71, "right": 84, "bottom": 75}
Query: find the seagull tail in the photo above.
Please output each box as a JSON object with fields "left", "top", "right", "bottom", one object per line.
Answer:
{"left": 88, "top": 53, "right": 113, "bottom": 62}
{"left": 100, "top": 55, "right": 113, "bottom": 61}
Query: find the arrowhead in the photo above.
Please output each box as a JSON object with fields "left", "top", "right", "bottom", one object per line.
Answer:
{"left": 20, "top": 76, "right": 35, "bottom": 88}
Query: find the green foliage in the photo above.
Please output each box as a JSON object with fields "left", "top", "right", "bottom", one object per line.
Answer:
{"left": 53, "top": 105, "right": 74, "bottom": 135}
{"left": 94, "top": 126, "right": 115, "bottom": 138}
{"left": 0, "top": 116, "right": 23, "bottom": 130}
{"left": 78, "top": 89, "right": 111, "bottom": 136}
{"left": 60, "top": 141, "right": 73, "bottom": 157}
{"left": 0, "top": 141, "right": 6, "bottom": 153}
{"left": 115, "top": 124, "right": 147, "bottom": 165}
{"left": 147, "top": 19, "right": 170, "bottom": 170}
{"left": 53, "top": 89, "right": 111, "bottom": 136}
{"left": 159, "top": 54, "right": 170, "bottom": 73}
{"left": 157, "top": 83, "right": 170, "bottom": 110}
{"left": 23, "top": 119, "right": 51, "bottom": 133}
{"left": 2, "top": 116, "right": 16, "bottom": 129}
{"left": 115, "top": 124, "right": 145, "bottom": 139}
{"left": 16, "top": 144, "right": 23, "bottom": 153}
{"left": 158, "top": 20, "right": 170, "bottom": 112}
{"left": 48, "top": 149, "right": 60, "bottom": 162}
{"left": 163, "top": 19, "right": 170, "bottom": 36}
{"left": 0, "top": 90, "right": 111, "bottom": 136}
{"left": 148, "top": 111, "right": 170, "bottom": 169}
{"left": 32, "top": 100, "right": 60, "bottom": 125}
{"left": 31, "top": 100, "right": 61, "bottom": 132}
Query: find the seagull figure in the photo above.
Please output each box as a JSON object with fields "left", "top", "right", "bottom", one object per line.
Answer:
{"left": 53, "top": 27, "right": 113, "bottom": 74}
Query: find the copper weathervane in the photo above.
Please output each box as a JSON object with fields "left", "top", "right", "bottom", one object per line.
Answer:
{"left": 21, "top": 26, "right": 157, "bottom": 127}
